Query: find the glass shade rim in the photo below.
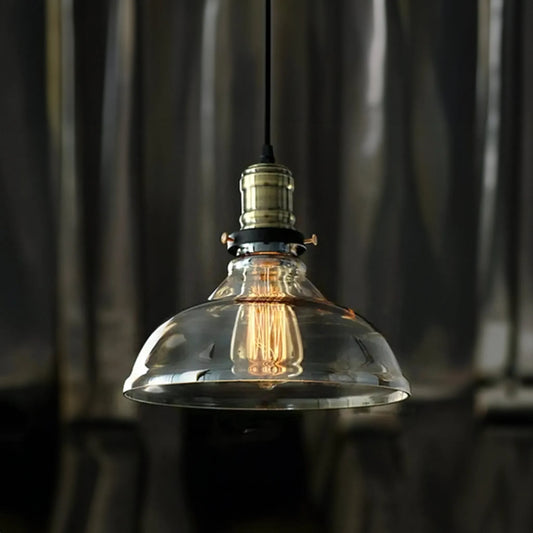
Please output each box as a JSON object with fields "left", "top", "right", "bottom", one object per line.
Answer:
{"left": 123, "top": 379, "right": 411, "bottom": 410}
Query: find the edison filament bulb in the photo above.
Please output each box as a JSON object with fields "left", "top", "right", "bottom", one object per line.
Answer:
{"left": 230, "top": 257, "right": 303, "bottom": 379}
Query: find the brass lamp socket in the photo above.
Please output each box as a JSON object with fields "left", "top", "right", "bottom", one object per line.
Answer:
{"left": 239, "top": 163, "right": 296, "bottom": 230}
{"left": 224, "top": 162, "right": 314, "bottom": 256}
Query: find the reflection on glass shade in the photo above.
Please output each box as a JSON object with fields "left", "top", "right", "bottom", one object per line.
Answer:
{"left": 123, "top": 255, "right": 410, "bottom": 409}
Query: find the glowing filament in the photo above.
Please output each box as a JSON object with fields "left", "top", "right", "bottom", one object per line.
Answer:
{"left": 230, "top": 265, "right": 303, "bottom": 378}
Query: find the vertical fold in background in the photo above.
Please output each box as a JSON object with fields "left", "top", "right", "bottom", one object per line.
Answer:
{"left": 192, "top": 0, "right": 220, "bottom": 299}
{"left": 475, "top": 0, "right": 533, "bottom": 413}
{"left": 338, "top": 0, "right": 388, "bottom": 312}
{"left": 517, "top": 1, "right": 533, "bottom": 379}
{"left": 474, "top": 0, "right": 510, "bottom": 379}
{"left": 176, "top": 0, "right": 228, "bottom": 310}
{"left": 146, "top": 0, "right": 223, "bottom": 314}
{"left": 49, "top": 0, "right": 91, "bottom": 420}
{"left": 94, "top": 0, "right": 138, "bottom": 419}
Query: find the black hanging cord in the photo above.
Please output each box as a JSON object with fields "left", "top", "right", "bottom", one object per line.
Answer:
{"left": 260, "top": 0, "right": 275, "bottom": 163}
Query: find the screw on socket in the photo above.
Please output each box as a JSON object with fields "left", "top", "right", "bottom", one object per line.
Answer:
{"left": 304, "top": 234, "right": 318, "bottom": 246}
{"left": 220, "top": 232, "right": 234, "bottom": 245}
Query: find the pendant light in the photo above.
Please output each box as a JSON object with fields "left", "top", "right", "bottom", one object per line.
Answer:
{"left": 123, "top": 1, "right": 410, "bottom": 410}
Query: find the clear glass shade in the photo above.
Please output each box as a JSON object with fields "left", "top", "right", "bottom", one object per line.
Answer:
{"left": 123, "top": 254, "right": 410, "bottom": 409}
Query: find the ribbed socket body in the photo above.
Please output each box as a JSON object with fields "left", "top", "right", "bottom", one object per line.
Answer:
{"left": 239, "top": 163, "right": 296, "bottom": 230}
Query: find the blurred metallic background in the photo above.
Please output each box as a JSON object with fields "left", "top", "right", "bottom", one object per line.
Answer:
{"left": 1, "top": 0, "right": 532, "bottom": 531}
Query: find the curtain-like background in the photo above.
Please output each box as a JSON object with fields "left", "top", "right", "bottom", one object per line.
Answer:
{"left": 1, "top": 0, "right": 532, "bottom": 532}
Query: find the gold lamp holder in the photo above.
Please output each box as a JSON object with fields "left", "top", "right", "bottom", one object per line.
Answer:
{"left": 222, "top": 163, "right": 317, "bottom": 256}
{"left": 239, "top": 163, "right": 296, "bottom": 230}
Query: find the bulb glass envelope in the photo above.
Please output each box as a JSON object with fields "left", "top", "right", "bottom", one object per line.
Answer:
{"left": 123, "top": 255, "right": 410, "bottom": 409}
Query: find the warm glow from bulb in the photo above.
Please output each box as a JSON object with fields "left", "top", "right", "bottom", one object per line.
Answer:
{"left": 233, "top": 302, "right": 303, "bottom": 377}
{"left": 230, "top": 260, "right": 303, "bottom": 379}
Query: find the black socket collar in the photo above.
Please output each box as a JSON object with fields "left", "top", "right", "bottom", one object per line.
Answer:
{"left": 227, "top": 228, "right": 306, "bottom": 256}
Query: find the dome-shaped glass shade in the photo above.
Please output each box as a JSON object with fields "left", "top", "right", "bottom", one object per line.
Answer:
{"left": 123, "top": 255, "right": 410, "bottom": 409}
